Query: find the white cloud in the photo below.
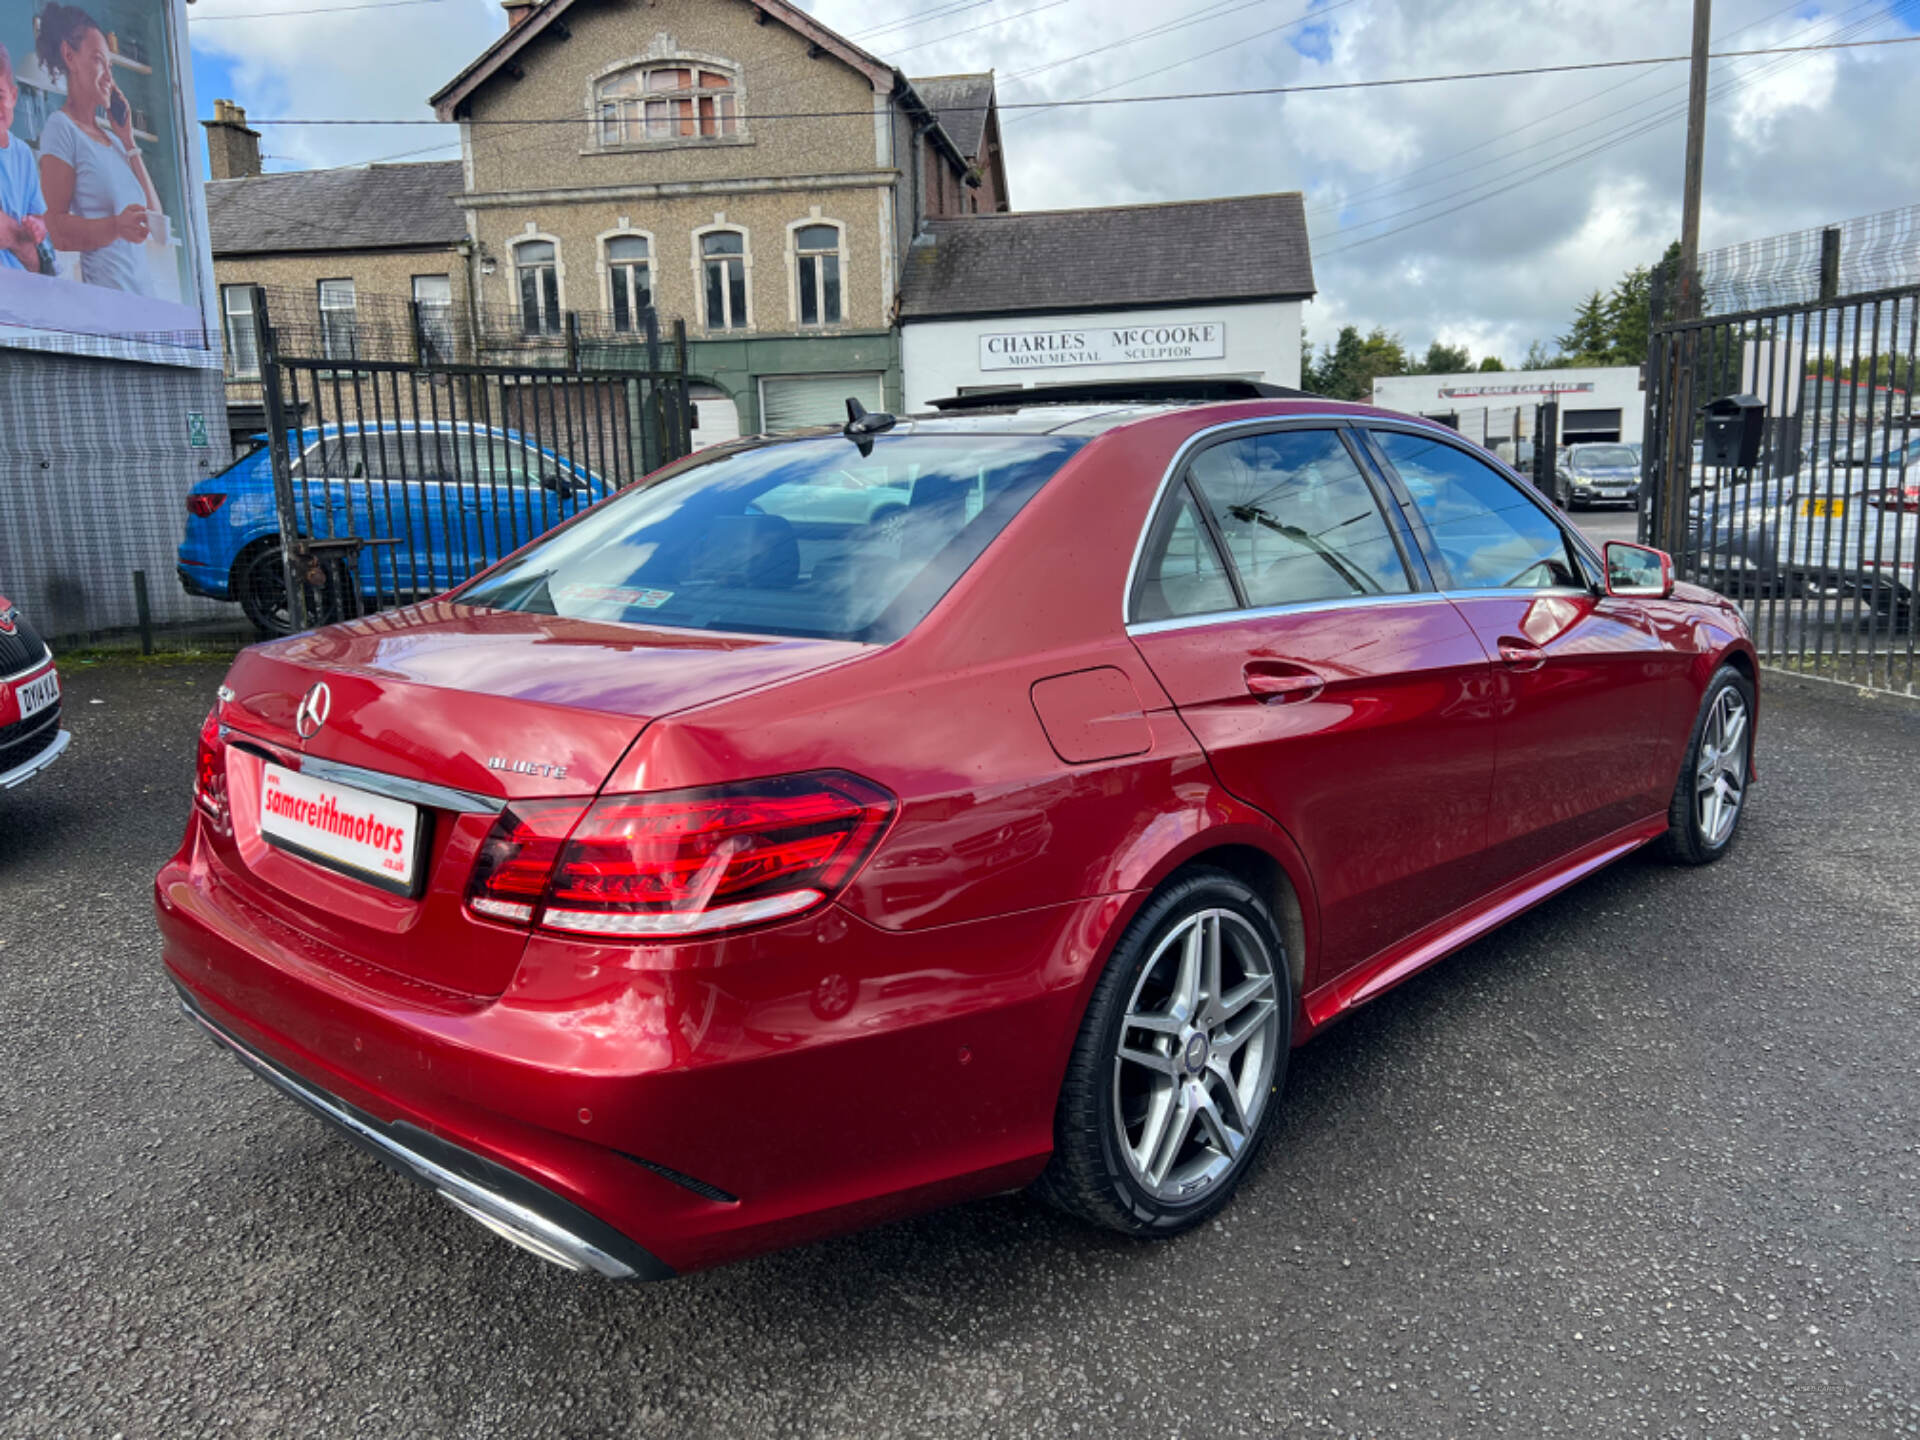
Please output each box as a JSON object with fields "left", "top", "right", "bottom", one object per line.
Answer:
{"left": 191, "top": 0, "right": 1920, "bottom": 362}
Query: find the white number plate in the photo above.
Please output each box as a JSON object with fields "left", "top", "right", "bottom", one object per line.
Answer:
{"left": 14, "top": 668, "right": 59, "bottom": 721}
{"left": 258, "top": 761, "right": 420, "bottom": 893}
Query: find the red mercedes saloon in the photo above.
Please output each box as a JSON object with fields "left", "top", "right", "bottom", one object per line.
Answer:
{"left": 156, "top": 389, "right": 1757, "bottom": 1280}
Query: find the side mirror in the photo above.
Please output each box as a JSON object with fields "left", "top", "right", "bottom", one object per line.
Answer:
{"left": 1604, "top": 540, "right": 1674, "bottom": 599}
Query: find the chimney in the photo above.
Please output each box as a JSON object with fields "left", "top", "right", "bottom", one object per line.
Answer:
{"left": 502, "top": 0, "right": 536, "bottom": 26}
{"left": 203, "top": 99, "right": 262, "bottom": 181}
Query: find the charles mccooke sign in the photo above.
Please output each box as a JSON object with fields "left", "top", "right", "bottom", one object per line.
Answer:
{"left": 980, "top": 320, "right": 1227, "bottom": 372}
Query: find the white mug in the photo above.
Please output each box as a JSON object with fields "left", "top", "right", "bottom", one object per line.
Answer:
{"left": 144, "top": 208, "right": 171, "bottom": 246}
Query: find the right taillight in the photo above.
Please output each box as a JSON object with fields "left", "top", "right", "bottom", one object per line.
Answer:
{"left": 465, "top": 772, "right": 894, "bottom": 939}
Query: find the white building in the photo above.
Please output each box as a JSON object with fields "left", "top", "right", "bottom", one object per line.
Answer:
{"left": 1371, "top": 364, "right": 1644, "bottom": 449}
{"left": 899, "top": 195, "right": 1313, "bottom": 409}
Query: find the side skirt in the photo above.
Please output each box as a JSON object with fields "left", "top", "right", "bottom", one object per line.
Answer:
{"left": 1301, "top": 813, "right": 1670, "bottom": 1032}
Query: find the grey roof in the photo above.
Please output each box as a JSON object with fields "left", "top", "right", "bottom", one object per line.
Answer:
{"left": 898, "top": 193, "right": 1316, "bottom": 320}
{"left": 909, "top": 73, "right": 994, "bottom": 160}
{"left": 207, "top": 161, "right": 467, "bottom": 257}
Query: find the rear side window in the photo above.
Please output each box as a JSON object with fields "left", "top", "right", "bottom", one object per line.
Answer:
{"left": 1186, "top": 430, "right": 1412, "bottom": 607}
{"left": 457, "top": 433, "right": 1084, "bottom": 641}
{"left": 1134, "top": 489, "right": 1236, "bottom": 621}
{"left": 1371, "top": 429, "right": 1582, "bottom": 591}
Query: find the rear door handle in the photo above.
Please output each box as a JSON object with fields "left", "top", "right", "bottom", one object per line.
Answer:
{"left": 1243, "top": 662, "right": 1325, "bottom": 703}
{"left": 1497, "top": 638, "right": 1546, "bottom": 672}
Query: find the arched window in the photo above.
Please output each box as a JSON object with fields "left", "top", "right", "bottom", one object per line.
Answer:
{"left": 701, "top": 230, "right": 748, "bottom": 331}
{"left": 596, "top": 63, "right": 738, "bottom": 147}
{"left": 605, "top": 235, "right": 651, "bottom": 332}
{"left": 793, "top": 223, "right": 842, "bottom": 327}
{"left": 514, "top": 239, "right": 561, "bottom": 334}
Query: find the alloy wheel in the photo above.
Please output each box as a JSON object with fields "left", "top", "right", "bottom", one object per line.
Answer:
{"left": 1111, "top": 909, "right": 1282, "bottom": 1203}
{"left": 1694, "top": 687, "right": 1750, "bottom": 846}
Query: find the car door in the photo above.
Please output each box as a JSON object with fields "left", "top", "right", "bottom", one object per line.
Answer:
{"left": 1363, "top": 426, "right": 1685, "bottom": 890}
{"left": 1127, "top": 423, "right": 1500, "bottom": 985}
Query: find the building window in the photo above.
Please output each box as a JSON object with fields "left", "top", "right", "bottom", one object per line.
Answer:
{"left": 793, "top": 223, "right": 842, "bottom": 327}
{"left": 412, "top": 274, "right": 453, "bottom": 362}
{"left": 221, "top": 284, "right": 260, "bottom": 378}
{"left": 515, "top": 239, "right": 561, "bottom": 334}
{"left": 606, "top": 235, "right": 651, "bottom": 332}
{"left": 596, "top": 64, "right": 738, "bottom": 147}
{"left": 701, "top": 230, "right": 748, "bottom": 331}
{"left": 317, "top": 278, "right": 357, "bottom": 361}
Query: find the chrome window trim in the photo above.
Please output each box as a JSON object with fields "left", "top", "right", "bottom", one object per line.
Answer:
{"left": 1121, "top": 411, "right": 1460, "bottom": 628}
{"left": 0, "top": 646, "right": 55, "bottom": 686}
{"left": 225, "top": 736, "right": 505, "bottom": 815}
{"left": 1126, "top": 589, "right": 1447, "bottom": 638}
{"left": 1441, "top": 585, "right": 1595, "bottom": 602}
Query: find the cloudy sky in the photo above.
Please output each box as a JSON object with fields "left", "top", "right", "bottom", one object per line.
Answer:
{"left": 186, "top": 0, "right": 1920, "bottom": 364}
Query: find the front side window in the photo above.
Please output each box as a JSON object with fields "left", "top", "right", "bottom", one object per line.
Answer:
{"left": 702, "top": 230, "right": 748, "bottom": 331}
{"left": 457, "top": 433, "right": 1085, "bottom": 642}
{"left": 794, "top": 223, "right": 842, "bottom": 327}
{"left": 1371, "top": 429, "right": 1582, "bottom": 591}
{"left": 1186, "top": 430, "right": 1412, "bottom": 608}
{"left": 515, "top": 240, "right": 561, "bottom": 335}
{"left": 317, "top": 278, "right": 357, "bottom": 362}
{"left": 606, "top": 235, "right": 651, "bottom": 332}
{"left": 222, "top": 284, "right": 259, "bottom": 378}
{"left": 596, "top": 64, "right": 739, "bottom": 146}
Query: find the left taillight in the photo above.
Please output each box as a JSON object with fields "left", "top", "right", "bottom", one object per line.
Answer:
{"left": 194, "top": 707, "right": 230, "bottom": 833}
{"left": 187, "top": 493, "right": 227, "bottom": 518}
{"left": 465, "top": 771, "right": 895, "bottom": 939}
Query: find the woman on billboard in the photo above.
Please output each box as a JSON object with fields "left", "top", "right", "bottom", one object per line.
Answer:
{"left": 33, "top": 2, "right": 160, "bottom": 295}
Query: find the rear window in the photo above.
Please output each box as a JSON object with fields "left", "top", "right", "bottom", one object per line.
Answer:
{"left": 456, "top": 432, "right": 1084, "bottom": 642}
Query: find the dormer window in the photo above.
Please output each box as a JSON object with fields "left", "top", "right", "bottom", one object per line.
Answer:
{"left": 596, "top": 64, "right": 739, "bottom": 147}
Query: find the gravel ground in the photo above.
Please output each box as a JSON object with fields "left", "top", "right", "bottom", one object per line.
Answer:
{"left": 3, "top": 658, "right": 1918, "bottom": 1438}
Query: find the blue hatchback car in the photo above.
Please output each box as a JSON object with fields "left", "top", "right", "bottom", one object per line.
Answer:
{"left": 178, "top": 422, "right": 609, "bottom": 635}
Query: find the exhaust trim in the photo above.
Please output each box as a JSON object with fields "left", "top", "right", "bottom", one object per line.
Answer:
{"left": 175, "top": 984, "right": 671, "bottom": 1281}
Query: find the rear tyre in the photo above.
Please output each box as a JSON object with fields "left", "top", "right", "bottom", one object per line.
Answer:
{"left": 1659, "top": 666, "right": 1755, "bottom": 866}
{"left": 234, "top": 540, "right": 353, "bottom": 638}
{"left": 1034, "top": 868, "right": 1291, "bottom": 1236}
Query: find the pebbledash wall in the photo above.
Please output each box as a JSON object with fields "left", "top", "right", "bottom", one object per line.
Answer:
{"left": 901, "top": 301, "right": 1301, "bottom": 410}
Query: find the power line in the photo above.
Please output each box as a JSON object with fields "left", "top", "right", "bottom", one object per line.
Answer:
{"left": 190, "top": 0, "right": 446, "bottom": 19}
{"left": 237, "top": 34, "right": 1920, "bottom": 127}
{"left": 884, "top": 0, "right": 1074, "bottom": 57}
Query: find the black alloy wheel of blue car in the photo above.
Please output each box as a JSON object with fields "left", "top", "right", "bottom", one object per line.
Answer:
{"left": 235, "top": 541, "right": 355, "bottom": 638}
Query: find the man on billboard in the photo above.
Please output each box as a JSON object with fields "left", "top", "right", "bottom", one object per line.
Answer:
{"left": 0, "top": 43, "right": 51, "bottom": 273}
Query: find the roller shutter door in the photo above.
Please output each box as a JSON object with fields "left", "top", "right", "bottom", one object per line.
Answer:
{"left": 759, "top": 373, "right": 886, "bottom": 433}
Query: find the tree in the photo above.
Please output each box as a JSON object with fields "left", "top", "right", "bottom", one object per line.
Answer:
{"left": 1415, "top": 339, "right": 1472, "bottom": 375}
{"left": 1557, "top": 290, "right": 1612, "bottom": 364}
{"left": 1305, "top": 325, "right": 1410, "bottom": 401}
{"left": 1605, "top": 265, "right": 1654, "bottom": 365}
{"left": 1477, "top": 355, "right": 1505, "bottom": 372}
{"left": 1522, "top": 338, "right": 1558, "bottom": 370}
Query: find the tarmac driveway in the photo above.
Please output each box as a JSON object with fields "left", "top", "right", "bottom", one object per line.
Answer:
{"left": 2, "top": 658, "right": 1916, "bottom": 1437}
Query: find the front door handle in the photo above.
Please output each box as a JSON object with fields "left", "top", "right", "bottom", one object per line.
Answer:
{"left": 1497, "top": 638, "right": 1547, "bottom": 672}
{"left": 1244, "top": 661, "right": 1326, "bottom": 703}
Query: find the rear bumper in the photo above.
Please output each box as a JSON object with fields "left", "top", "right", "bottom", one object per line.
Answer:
{"left": 174, "top": 980, "right": 670, "bottom": 1280}
{"left": 176, "top": 559, "right": 229, "bottom": 601}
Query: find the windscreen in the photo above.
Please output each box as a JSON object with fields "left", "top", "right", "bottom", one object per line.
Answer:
{"left": 1573, "top": 445, "right": 1637, "bottom": 469}
{"left": 456, "top": 432, "right": 1085, "bottom": 641}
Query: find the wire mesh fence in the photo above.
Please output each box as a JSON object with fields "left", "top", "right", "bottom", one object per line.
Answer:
{"left": 1686, "top": 202, "right": 1920, "bottom": 316}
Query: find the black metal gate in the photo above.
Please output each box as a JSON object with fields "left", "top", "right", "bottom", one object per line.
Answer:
{"left": 1641, "top": 282, "right": 1919, "bottom": 694}
{"left": 251, "top": 294, "right": 691, "bottom": 635}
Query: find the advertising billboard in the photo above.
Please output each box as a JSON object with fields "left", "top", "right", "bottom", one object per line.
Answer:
{"left": 0, "top": 0, "right": 213, "bottom": 361}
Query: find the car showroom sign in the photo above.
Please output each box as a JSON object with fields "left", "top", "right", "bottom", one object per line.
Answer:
{"left": 980, "top": 320, "right": 1227, "bottom": 372}
{"left": 1437, "top": 381, "right": 1597, "bottom": 399}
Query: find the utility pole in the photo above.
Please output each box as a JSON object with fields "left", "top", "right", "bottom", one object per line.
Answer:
{"left": 1677, "top": 0, "right": 1712, "bottom": 320}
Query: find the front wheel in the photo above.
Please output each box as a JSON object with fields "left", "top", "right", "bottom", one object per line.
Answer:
{"left": 1660, "top": 666, "right": 1755, "bottom": 865}
{"left": 1034, "top": 868, "right": 1291, "bottom": 1236}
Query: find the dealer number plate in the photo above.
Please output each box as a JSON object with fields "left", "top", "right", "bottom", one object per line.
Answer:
{"left": 258, "top": 761, "right": 420, "bottom": 893}
{"left": 14, "top": 669, "right": 59, "bottom": 721}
